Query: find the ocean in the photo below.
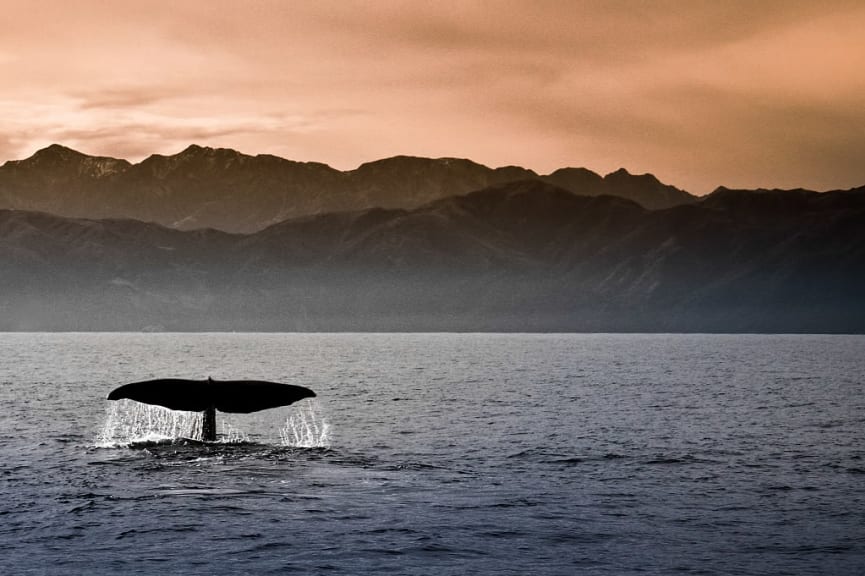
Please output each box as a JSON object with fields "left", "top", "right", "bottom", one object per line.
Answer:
{"left": 1, "top": 333, "right": 863, "bottom": 575}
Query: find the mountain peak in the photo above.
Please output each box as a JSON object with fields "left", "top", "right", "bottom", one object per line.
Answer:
{"left": 596, "top": 168, "right": 695, "bottom": 209}
{"left": 134, "top": 144, "right": 249, "bottom": 178}
{"left": 548, "top": 167, "right": 600, "bottom": 177}
{"left": 179, "top": 143, "right": 207, "bottom": 154}
{"left": 36, "top": 143, "right": 81, "bottom": 155}
{"left": 27, "top": 144, "right": 87, "bottom": 164}
{"left": 3, "top": 144, "right": 130, "bottom": 177}
{"left": 604, "top": 167, "right": 662, "bottom": 184}
{"left": 353, "top": 155, "right": 488, "bottom": 173}
{"left": 542, "top": 167, "right": 604, "bottom": 194}
{"left": 176, "top": 144, "right": 243, "bottom": 158}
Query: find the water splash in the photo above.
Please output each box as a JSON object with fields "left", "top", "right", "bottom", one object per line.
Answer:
{"left": 280, "top": 400, "right": 330, "bottom": 448}
{"left": 220, "top": 420, "right": 249, "bottom": 443}
{"left": 96, "top": 400, "right": 204, "bottom": 447}
{"left": 96, "top": 399, "right": 326, "bottom": 448}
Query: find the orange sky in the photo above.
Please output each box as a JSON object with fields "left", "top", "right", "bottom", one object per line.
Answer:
{"left": 1, "top": 0, "right": 864, "bottom": 194}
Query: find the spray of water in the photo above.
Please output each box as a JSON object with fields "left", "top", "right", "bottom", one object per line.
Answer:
{"left": 96, "top": 399, "right": 203, "bottom": 447}
{"left": 96, "top": 399, "right": 329, "bottom": 448}
{"left": 220, "top": 420, "right": 249, "bottom": 443}
{"left": 280, "top": 400, "right": 330, "bottom": 448}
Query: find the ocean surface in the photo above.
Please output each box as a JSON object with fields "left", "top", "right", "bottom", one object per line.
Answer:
{"left": 1, "top": 333, "right": 863, "bottom": 575}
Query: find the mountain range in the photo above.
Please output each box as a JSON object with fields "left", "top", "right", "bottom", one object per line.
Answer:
{"left": 2, "top": 173, "right": 863, "bottom": 332}
{"left": 0, "top": 144, "right": 694, "bottom": 233}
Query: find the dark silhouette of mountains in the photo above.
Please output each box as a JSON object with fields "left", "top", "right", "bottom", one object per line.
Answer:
{"left": 2, "top": 179, "right": 864, "bottom": 332}
{"left": 0, "top": 144, "right": 694, "bottom": 233}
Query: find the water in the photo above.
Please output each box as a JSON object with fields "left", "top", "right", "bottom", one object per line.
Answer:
{"left": 1, "top": 333, "right": 863, "bottom": 575}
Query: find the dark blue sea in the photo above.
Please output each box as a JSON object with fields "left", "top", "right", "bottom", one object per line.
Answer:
{"left": 1, "top": 333, "right": 864, "bottom": 575}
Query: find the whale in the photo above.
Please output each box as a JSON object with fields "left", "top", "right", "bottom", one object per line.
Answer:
{"left": 107, "top": 378, "right": 316, "bottom": 441}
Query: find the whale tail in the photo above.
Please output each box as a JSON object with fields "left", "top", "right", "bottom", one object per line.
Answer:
{"left": 107, "top": 378, "right": 316, "bottom": 441}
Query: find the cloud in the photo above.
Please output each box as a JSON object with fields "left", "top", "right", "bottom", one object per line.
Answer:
{"left": 72, "top": 86, "right": 182, "bottom": 110}
{"left": 0, "top": 1, "right": 863, "bottom": 192}
{"left": 0, "top": 94, "right": 364, "bottom": 163}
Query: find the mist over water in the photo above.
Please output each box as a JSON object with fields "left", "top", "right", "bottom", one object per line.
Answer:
{"left": 1, "top": 333, "right": 864, "bottom": 575}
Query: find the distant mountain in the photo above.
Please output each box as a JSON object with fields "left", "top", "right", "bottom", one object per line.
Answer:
{"left": 2, "top": 180, "right": 863, "bottom": 332}
{"left": 0, "top": 144, "right": 695, "bottom": 233}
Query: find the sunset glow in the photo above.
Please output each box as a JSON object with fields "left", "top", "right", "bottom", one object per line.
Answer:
{"left": 2, "top": 0, "right": 864, "bottom": 193}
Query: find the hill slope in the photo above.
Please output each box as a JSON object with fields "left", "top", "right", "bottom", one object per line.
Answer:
{"left": 2, "top": 181, "right": 863, "bottom": 332}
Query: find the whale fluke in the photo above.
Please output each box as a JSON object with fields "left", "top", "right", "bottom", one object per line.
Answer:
{"left": 106, "top": 378, "right": 316, "bottom": 441}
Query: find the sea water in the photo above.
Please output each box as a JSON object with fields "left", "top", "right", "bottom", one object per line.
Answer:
{"left": 1, "top": 333, "right": 863, "bottom": 575}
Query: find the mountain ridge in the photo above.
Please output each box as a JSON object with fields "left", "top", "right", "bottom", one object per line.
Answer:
{"left": 0, "top": 144, "right": 695, "bottom": 232}
{"left": 2, "top": 179, "right": 863, "bottom": 332}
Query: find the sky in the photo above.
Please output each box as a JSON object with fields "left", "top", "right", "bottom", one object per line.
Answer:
{"left": 1, "top": 0, "right": 864, "bottom": 194}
